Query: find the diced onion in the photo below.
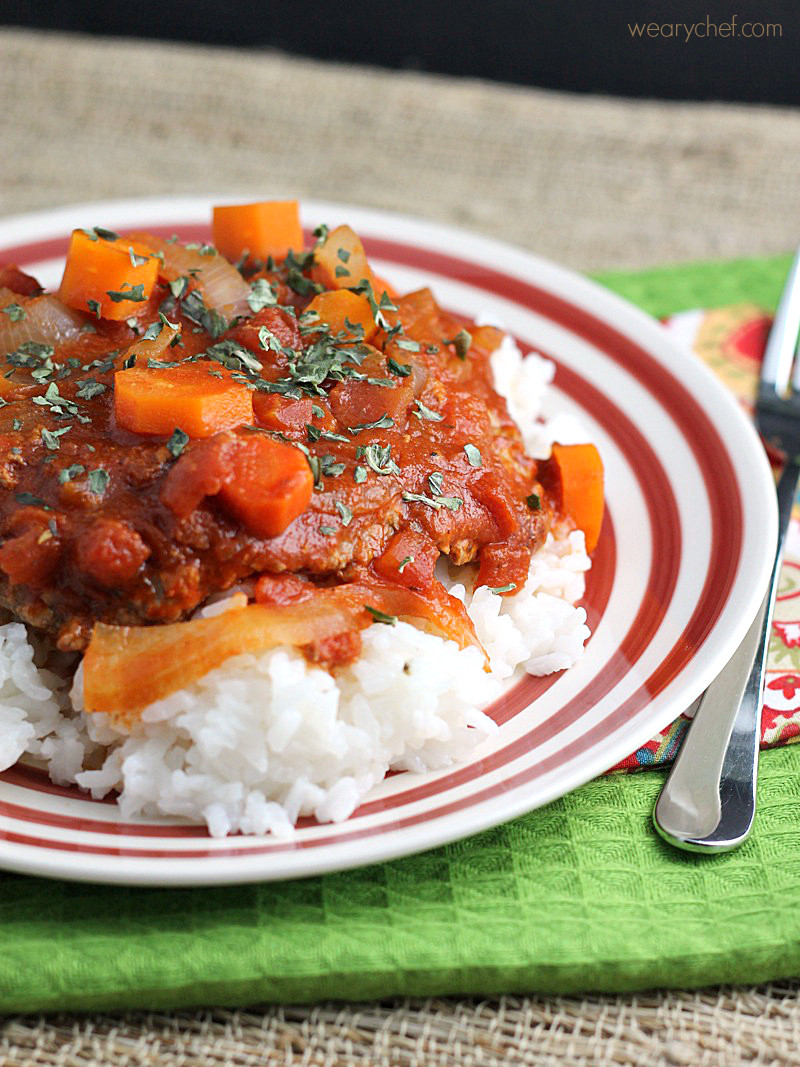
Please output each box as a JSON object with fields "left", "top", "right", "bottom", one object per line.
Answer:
{"left": 0, "top": 290, "right": 88, "bottom": 356}
{"left": 129, "top": 234, "right": 251, "bottom": 320}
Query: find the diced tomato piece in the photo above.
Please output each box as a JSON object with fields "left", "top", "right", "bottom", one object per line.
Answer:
{"left": 374, "top": 531, "right": 440, "bottom": 589}
{"left": 0, "top": 265, "right": 42, "bottom": 297}
{"left": 0, "top": 510, "right": 61, "bottom": 588}
{"left": 470, "top": 472, "right": 519, "bottom": 540}
{"left": 253, "top": 394, "right": 313, "bottom": 433}
{"left": 475, "top": 542, "right": 532, "bottom": 594}
{"left": 74, "top": 519, "right": 150, "bottom": 586}
{"left": 227, "top": 306, "right": 302, "bottom": 354}
{"left": 329, "top": 379, "right": 413, "bottom": 429}
{"left": 254, "top": 572, "right": 315, "bottom": 605}
{"left": 162, "top": 432, "right": 314, "bottom": 539}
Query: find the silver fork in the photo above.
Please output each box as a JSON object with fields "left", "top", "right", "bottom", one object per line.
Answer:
{"left": 654, "top": 248, "right": 800, "bottom": 853}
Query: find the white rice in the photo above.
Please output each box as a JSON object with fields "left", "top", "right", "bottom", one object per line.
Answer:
{"left": 0, "top": 336, "right": 593, "bottom": 836}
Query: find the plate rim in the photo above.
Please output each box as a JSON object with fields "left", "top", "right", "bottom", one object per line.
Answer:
{"left": 0, "top": 195, "right": 779, "bottom": 885}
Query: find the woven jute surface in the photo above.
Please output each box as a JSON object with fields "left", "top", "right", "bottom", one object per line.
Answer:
{"left": 3, "top": 27, "right": 800, "bottom": 271}
{"left": 3, "top": 987, "right": 800, "bottom": 1066}
{"left": 1, "top": 25, "right": 800, "bottom": 1065}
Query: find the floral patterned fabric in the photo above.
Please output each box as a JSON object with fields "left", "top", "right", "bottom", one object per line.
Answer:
{"left": 613, "top": 304, "right": 797, "bottom": 771}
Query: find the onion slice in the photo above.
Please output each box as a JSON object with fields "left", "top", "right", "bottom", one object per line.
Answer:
{"left": 83, "top": 597, "right": 358, "bottom": 724}
{"left": 0, "top": 290, "right": 88, "bottom": 356}
{"left": 83, "top": 578, "right": 483, "bottom": 724}
{"left": 128, "top": 232, "right": 251, "bottom": 320}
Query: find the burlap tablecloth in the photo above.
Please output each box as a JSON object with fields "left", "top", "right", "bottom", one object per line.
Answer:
{"left": 1, "top": 26, "right": 800, "bottom": 1065}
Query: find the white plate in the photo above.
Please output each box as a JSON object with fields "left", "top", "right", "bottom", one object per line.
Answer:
{"left": 0, "top": 197, "right": 777, "bottom": 885}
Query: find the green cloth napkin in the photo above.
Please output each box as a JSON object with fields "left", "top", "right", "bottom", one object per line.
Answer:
{"left": 1, "top": 254, "right": 797, "bottom": 1015}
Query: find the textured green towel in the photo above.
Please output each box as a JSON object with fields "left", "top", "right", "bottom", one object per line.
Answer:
{"left": 0, "top": 254, "right": 796, "bottom": 1014}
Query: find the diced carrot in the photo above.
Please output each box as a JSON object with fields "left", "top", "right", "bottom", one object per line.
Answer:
{"left": 543, "top": 442, "right": 605, "bottom": 552}
{"left": 212, "top": 200, "right": 303, "bottom": 263}
{"left": 216, "top": 434, "right": 314, "bottom": 538}
{"left": 114, "top": 362, "right": 253, "bottom": 438}
{"left": 312, "top": 225, "right": 372, "bottom": 291}
{"left": 305, "top": 289, "right": 376, "bottom": 342}
{"left": 252, "top": 394, "right": 313, "bottom": 433}
{"left": 58, "top": 230, "right": 158, "bottom": 321}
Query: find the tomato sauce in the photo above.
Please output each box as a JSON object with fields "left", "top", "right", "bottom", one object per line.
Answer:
{"left": 0, "top": 236, "right": 549, "bottom": 656}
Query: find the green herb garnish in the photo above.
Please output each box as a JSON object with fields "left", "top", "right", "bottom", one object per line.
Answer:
{"left": 87, "top": 468, "right": 110, "bottom": 495}
{"left": 106, "top": 283, "right": 146, "bottom": 303}
{"left": 58, "top": 464, "right": 85, "bottom": 485}
{"left": 40, "top": 427, "right": 70, "bottom": 451}
{"left": 248, "top": 278, "right": 278, "bottom": 313}
{"left": 347, "top": 414, "right": 394, "bottom": 435}
{"left": 14, "top": 492, "right": 50, "bottom": 509}
{"left": 387, "top": 358, "right": 412, "bottom": 377}
{"left": 413, "top": 400, "right": 444, "bottom": 422}
{"left": 1, "top": 303, "right": 25, "bottom": 322}
{"left": 451, "top": 329, "right": 472, "bottom": 360}
{"left": 166, "top": 428, "right": 189, "bottom": 458}
{"left": 335, "top": 501, "right": 353, "bottom": 527}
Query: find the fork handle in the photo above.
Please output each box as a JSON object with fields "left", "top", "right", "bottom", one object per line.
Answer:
{"left": 653, "top": 457, "right": 800, "bottom": 852}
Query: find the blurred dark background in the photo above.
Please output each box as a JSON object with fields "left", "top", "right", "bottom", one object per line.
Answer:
{"left": 3, "top": 0, "right": 798, "bottom": 105}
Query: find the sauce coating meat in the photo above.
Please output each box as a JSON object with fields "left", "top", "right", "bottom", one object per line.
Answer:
{"left": 0, "top": 227, "right": 549, "bottom": 654}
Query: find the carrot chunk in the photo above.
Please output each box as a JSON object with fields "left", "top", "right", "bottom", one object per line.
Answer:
{"left": 216, "top": 435, "right": 313, "bottom": 538}
{"left": 212, "top": 200, "right": 303, "bottom": 263}
{"left": 543, "top": 442, "right": 605, "bottom": 552}
{"left": 58, "top": 230, "right": 158, "bottom": 321}
{"left": 114, "top": 363, "right": 253, "bottom": 438}
{"left": 305, "top": 289, "right": 376, "bottom": 342}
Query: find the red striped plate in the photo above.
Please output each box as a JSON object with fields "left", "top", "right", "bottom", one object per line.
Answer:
{"left": 0, "top": 198, "right": 777, "bottom": 885}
